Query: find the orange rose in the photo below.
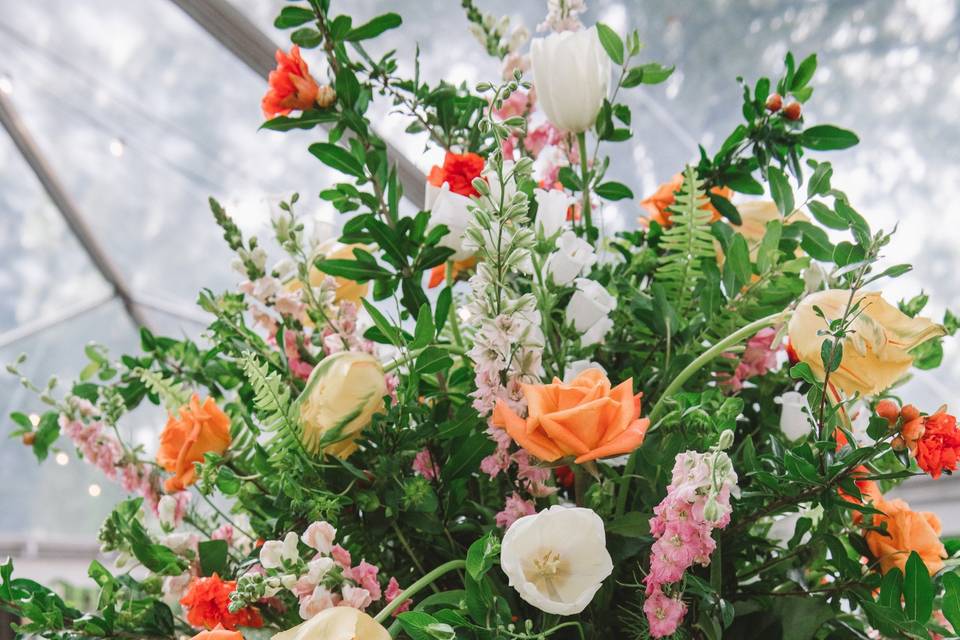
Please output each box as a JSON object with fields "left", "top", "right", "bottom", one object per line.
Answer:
{"left": 639, "top": 173, "right": 733, "bottom": 227}
{"left": 191, "top": 625, "right": 244, "bottom": 640}
{"left": 158, "top": 395, "right": 231, "bottom": 492}
{"left": 492, "top": 368, "right": 649, "bottom": 463}
{"left": 864, "top": 497, "right": 946, "bottom": 576}
{"left": 262, "top": 46, "right": 320, "bottom": 118}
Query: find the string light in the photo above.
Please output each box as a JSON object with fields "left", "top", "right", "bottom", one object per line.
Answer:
{"left": 55, "top": 452, "right": 69, "bottom": 466}
{"left": 88, "top": 484, "right": 101, "bottom": 497}
{"left": 108, "top": 137, "right": 125, "bottom": 157}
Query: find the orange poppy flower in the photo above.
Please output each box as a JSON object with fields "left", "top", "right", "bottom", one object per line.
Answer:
{"left": 180, "top": 574, "right": 262, "bottom": 631}
{"left": 492, "top": 368, "right": 649, "bottom": 464}
{"left": 157, "top": 395, "right": 231, "bottom": 492}
{"left": 262, "top": 46, "right": 320, "bottom": 118}
{"left": 639, "top": 173, "right": 732, "bottom": 227}
{"left": 428, "top": 151, "right": 485, "bottom": 197}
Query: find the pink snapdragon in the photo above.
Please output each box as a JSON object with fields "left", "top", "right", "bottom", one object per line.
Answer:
{"left": 284, "top": 331, "right": 314, "bottom": 380}
{"left": 330, "top": 544, "right": 352, "bottom": 569}
{"left": 344, "top": 560, "right": 382, "bottom": 601}
{"left": 721, "top": 327, "right": 781, "bottom": 391}
{"left": 384, "top": 577, "right": 412, "bottom": 616}
{"left": 412, "top": 448, "right": 440, "bottom": 480}
{"left": 643, "top": 447, "right": 739, "bottom": 637}
{"left": 495, "top": 492, "right": 536, "bottom": 529}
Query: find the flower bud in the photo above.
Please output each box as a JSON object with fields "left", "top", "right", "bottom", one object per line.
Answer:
{"left": 316, "top": 85, "right": 336, "bottom": 109}
{"left": 891, "top": 435, "right": 906, "bottom": 451}
{"left": 875, "top": 399, "right": 900, "bottom": 425}
{"left": 21, "top": 431, "right": 35, "bottom": 445}
{"left": 297, "top": 352, "right": 387, "bottom": 459}
{"left": 901, "top": 418, "right": 925, "bottom": 450}
{"left": 716, "top": 429, "right": 735, "bottom": 451}
{"left": 901, "top": 404, "right": 921, "bottom": 423}
{"left": 782, "top": 102, "right": 802, "bottom": 120}
{"left": 765, "top": 93, "right": 782, "bottom": 112}
{"left": 702, "top": 496, "right": 721, "bottom": 522}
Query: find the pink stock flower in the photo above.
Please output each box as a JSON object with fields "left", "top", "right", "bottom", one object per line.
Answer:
{"left": 524, "top": 123, "right": 563, "bottom": 156}
{"left": 412, "top": 449, "right": 439, "bottom": 480}
{"left": 384, "top": 577, "right": 412, "bottom": 616}
{"left": 495, "top": 493, "right": 536, "bottom": 529}
{"left": 284, "top": 331, "right": 314, "bottom": 380}
{"left": 330, "top": 545, "right": 351, "bottom": 569}
{"left": 644, "top": 587, "right": 687, "bottom": 638}
{"left": 345, "top": 560, "right": 382, "bottom": 602}
{"left": 211, "top": 524, "right": 235, "bottom": 546}
{"left": 494, "top": 90, "right": 531, "bottom": 120}
{"left": 513, "top": 451, "right": 557, "bottom": 497}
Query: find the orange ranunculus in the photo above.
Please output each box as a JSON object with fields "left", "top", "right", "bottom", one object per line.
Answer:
{"left": 428, "top": 151, "right": 485, "bottom": 198}
{"left": 864, "top": 497, "right": 946, "bottom": 576}
{"left": 915, "top": 409, "right": 960, "bottom": 480}
{"left": 181, "top": 574, "right": 263, "bottom": 631}
{"left": 788, "top": 290, "right": 946, "bottom": 397}
{"left": 639, "top": 173, "right": 733, "bottom": 227}
{"left": 427, "top": 256, "right": 479, "bottom": 288}
{"left": 492, "top": 368, "right": 649, "bottom": 464}
{"left": 191, "top": 625, "right": 244, "bottom": 640}
{"left": 158, "top": 395, "right": 231, "bottom": 493}
{"left": 262, "top": 46, "right": 320, "bottom": 118}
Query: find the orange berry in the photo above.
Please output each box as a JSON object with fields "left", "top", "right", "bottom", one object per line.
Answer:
{"left": 21, "top": 432, "right": 35, "bottom": 445}
{"left": 901, "top": 417, "right": 925, "bottom": 449}
{"left": 765, "top": 93, "right": 783, "bottom": 112}
{"left": 891, "top": 435, "right": 906, "bottom": 451}
{"left": 875, "top": 399, "right": 900, "bottom": 424}
{"left": 901, "top": 404, "right": 921, "bottom": 422}
{"left": 782, "top": 102, "right": 802, "bottom": 120}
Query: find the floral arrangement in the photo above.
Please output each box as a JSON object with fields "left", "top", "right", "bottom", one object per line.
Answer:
{"left": 5, "top": 1, "right": 960, "bottom": 639}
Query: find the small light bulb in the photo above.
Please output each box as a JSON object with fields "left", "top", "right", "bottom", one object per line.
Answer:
{"left": 0, "top": 74, "right": 12, "bottom": 95}
{"left": 28, "top": 413, "right": 40, "bottom": 427}
{"left": 55, "top": 452, "right": 69, "bottom": 465}
{"left": 108, "top": 138, "right": 125, "bottom": 157}
{"left": 88, "top": 483, "right": 101, "bottom": 497}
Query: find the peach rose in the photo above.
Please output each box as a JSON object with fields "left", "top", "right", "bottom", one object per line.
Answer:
{"left": 158, "top": 395, "right": 231, "bottom": 492}
{"left": 492, "top": 368, "right": 649, "bottom": 463}
{"left": 639, "top": 173, "right": 733, "bottom": 227}
{"left": 192, "top": 625, "right": 244, "bottom": 640}
{"left": 788, "top": 290, "right": 945, "bottom": 397}
{"left": 865, "top": 497, "right": 946, "bottom": 576}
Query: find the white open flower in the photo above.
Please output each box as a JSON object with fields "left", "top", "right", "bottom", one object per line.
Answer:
{"left": 546, "top": 230, "right": 596, "bottom": 285}
{"left": 530, "top": 26, "right": 611, "bottom": 133}
{"left": 260, "top": 531, "right": 300, "bottom": 569}
{"left": 566, "top": 278, "right": 616, "bottom": 346}
{"left": 500, "top": 505, "right": 613, "bottom": 615}
{"left": 775, "top": 391, "right": 811, "bottom": 441}
{"left": 534, "top": 188, "right": 573, "bottom": 238}
{"left": 426, "top": 182, "right": 474, "bottom": 261}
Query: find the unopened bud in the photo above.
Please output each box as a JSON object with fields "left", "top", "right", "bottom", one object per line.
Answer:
{"left": 891, "top": 435, "right": 906, "bottom": 451}
{"left": 702, "top": 496, "right": 721, "bottom": 522}
{"left": 316, "top": 85, "right": 337, "bottom": 109}
{"left": 783, "top": 102, "right": 802, "bottom": 120}
{"left": 875, "top": 399, "right": 900, "bottom": 425}
{"left": 901, "top": 404, "right": 921, "bottom": 422}
{"left": 21, "top": 432, "right": 35, "bottom": 446}
{"left": 716, "top": 429, "right": 735, "bottom": 451}
{"left": 765, "top": 93, "right": 782, "bottom": 112}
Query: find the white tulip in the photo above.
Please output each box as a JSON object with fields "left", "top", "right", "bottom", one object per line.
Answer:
{"left": 534, "top": 188, "right": 573, "bottom": 238}
{"left": 530, "top": 26, "right": 611, "bottom": 133}
{"left": 500, "top": 505, "right": 613, "bottom": 615}
{"left": 566, "top": 278, "right": 616, "bottom": 345}
{"left": 545, "top": 230, "right": 596, "bottom": 285}
{"left": 776, "top": 391, "right": 811, "bottom": 441}
{"left": 425, "top": 182, "right": 474, "bottom": 261}
{"left": 260, "top": 531, "right": 300, "bottom": 569}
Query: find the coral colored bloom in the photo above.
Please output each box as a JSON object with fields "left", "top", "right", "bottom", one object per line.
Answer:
{"left": 384, "top": 577, "right": 412, "bottom": 616}
{"left": 644, "top": 588, "right": 687, "bottom": 638}
{"left": 190, "top": 625, "right": 244, "bottom": 640}
{"left": 427, "top": 256, "right": 478, "bottom": 288}
{"left": 915, "top": 410, "right": 960, "bottom": 479}
{"left": 427, "top": 151, "right": 485, "bottom": 197}
{"left": 411, "top": 448, "right": 439, "bottom": 480}
{"left": 262, "top": 46, "right": 320, "bottom": 118}
{"left": 331, "top": 544, "right": 352, "bottom": 569}
{"left": 495, "top": 492, "right": 536, "bottom": 529}
{"left": 864, "top": 498, "right": 946, "bottom": 576}
{"left": 640, "top": 173, "right": 733, "bottom": 227}
{"left": 180, "top": 574, "right": 262, "bottom": 631}
{"left": 157, "top": 395, "right": 231, "bottom": 493}
{"left": 491, "top": 368, "right": 649, "bottom": 464}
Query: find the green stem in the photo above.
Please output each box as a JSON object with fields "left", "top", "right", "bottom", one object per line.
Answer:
{"left": 373, "top": 560, "right": 467, "bottom": 624}
{"left": 576, "top": 131, "right": 592, "bottom": 238}
{"left": 573, "top": 464, "right": 590, "bottom": 507}
{"left": 445, "top": 261, "right": 464, "bottom": 348}
{"left": 614, "top": 310, "right": 787, "bottom": 517}
{"left": 383, "top": 344, "right": 468, "bottom": 373}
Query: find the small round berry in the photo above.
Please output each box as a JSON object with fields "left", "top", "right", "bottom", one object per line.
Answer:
{"left": 782, "top": 102, "right": 802, "bottom": 120}
{"left": 765, "top": 93, "right": 783, "bottom": 112}
{"left": 875, "top": 399, "right": 900, "bottom": 424}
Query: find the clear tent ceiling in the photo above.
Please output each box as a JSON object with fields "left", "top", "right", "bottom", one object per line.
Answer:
{"left": 1, "top": 0, "right": 959, "bottom": 542}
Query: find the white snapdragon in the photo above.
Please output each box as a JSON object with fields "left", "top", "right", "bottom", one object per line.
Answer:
{"left": 259, "top": 531, "right": 300, "bottom": 569}
{"left": 545, "top": 230, "right": 595, "bottom": 285}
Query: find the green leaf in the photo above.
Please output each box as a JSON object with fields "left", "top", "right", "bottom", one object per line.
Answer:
{"left": 397, "top": 611, "right": 439, "bottom": 640}
{"left": 465, "top": 531, "right": 499, "bottom": 580}
{"left": 594, "top": 181, "right": 634, "bottom": 200}
{"left": 308, "top": 142, "right": 366, "bottom": 179}
{"left": 878, "top": 567, "right": 903, "bottom": 610}
{"left": 709, "top": 192, "right": 741, "bottom": 224}
{"left": 724, "top": 172, "right": 765, "bottom": 195}
{"left": 596, "top": 23, "right": 624, "bottom": 65}
{"left": 768, "top": 166, "right": 794, "bottom": 216}
{"left": 345, "top": 12, "right": 402, "bottom": 41}
{"left": 415, "top": 346, "right": 452, "bottom": 375}
{"left": 806, "top": 200, "right": 846, "bottom": 230}
{"left": 820, "top": 339, "right": 842, "bottom": 373}
{"left": 434, "top": 287, "right": 452, "bottom": 338}
{"left": 835, "top": 199, "right": 871, "bottom": 246}
{"left": 622, "top": 63, "right": 675, "bottom": 87}
{"left": 722, "top": 233, "right": 751, "bottom": 295}
{"left": 412, "top": 304, "right": 434, "bottom": 349}
{"left": 793, "top": 221, "right": 835, "bottom": 261}
{"left": 790, "top": 362, "right": 816, "bottom": 383}
{"left": 800, "top": 125, "right": 859, "bottom": 151}
{"left": 198, "top": 540, "right": 228, "bottom": 577}
{"left": 791, "top": 53, "right": 817, "bottom": 91}
{"left": 361, "top": 299, "right": 401, "bottom": 346}
{"left": 806, "top": 162, "right": 833, "bottom": 198}
{"left": 606, "top": 512, "right": 651, "bottom": 538}
{"left": 832, "top": 241, "right": 865, "bottom": 267}
{"left": 274, "top": 6, "right": 315, "bottom": 29}
{"left": 32, "top": 412, "right": 60, "bottom": 462}
{"left": 903, "top": 551, "right": 934, "bottom": 622}
{"left": 757, "top": 219, "right": 782, "bottom": 273}
{"left": 290, "top": 27, "right": 323, "bottom": 48}
{"left": 941, "top": 572, "right": 960, "bottom": 635}
{"left": 315, "top": 258, "right": 388, "bottom": 281}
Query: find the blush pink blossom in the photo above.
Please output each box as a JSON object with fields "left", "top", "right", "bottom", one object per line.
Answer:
{"left": 338, "top": 584, "right": 373, "bottom": 611}
{"left": 384, "top": 577, "right": 412, "bottom": 616}
{"left": 344, "top": 560, "right": 382, "bottom": 602}
{"left": 299, "top": 585, "right": 336, "bottom": 620}
{"left": 412, "top": 448, "right": 440, "bottom": 480}
{"left": 211, "top": 524, "right": 235, "bottom": 545}
{"left": 644, "top": 587, "right": 687, "bottom": 638}
{"left": 301, "top": 521, "right": 337, "bottom": 554}
{"left": 330, "top": 544, "right": 351, "bottom": 569}
{"left": 495, "top": 493, "right": 536, "bottom": 529}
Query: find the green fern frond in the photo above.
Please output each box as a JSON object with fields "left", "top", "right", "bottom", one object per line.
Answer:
{"left": 655, "top": 166, "right": 716, "bottom": 315}
{"left": 135, "top": 368, "right": 190, "bottom": 413}
{"left": 239, "top": 352, "right": 304, "bottom": 460}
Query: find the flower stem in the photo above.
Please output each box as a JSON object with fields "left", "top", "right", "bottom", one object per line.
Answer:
{"left": 383, "top": 343, "right": 468, "bottom": 373}
{"left": 576, "top": 131, "right": 592, "bottom": 239}
{"left": 373, "top": 559, "right": 467, "bottom": 624}
{"left": 445, "top": 261, "right": 464, "bottom": 348}
{"left": 614, "top": 310, "right": 787, "bottom": 517}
